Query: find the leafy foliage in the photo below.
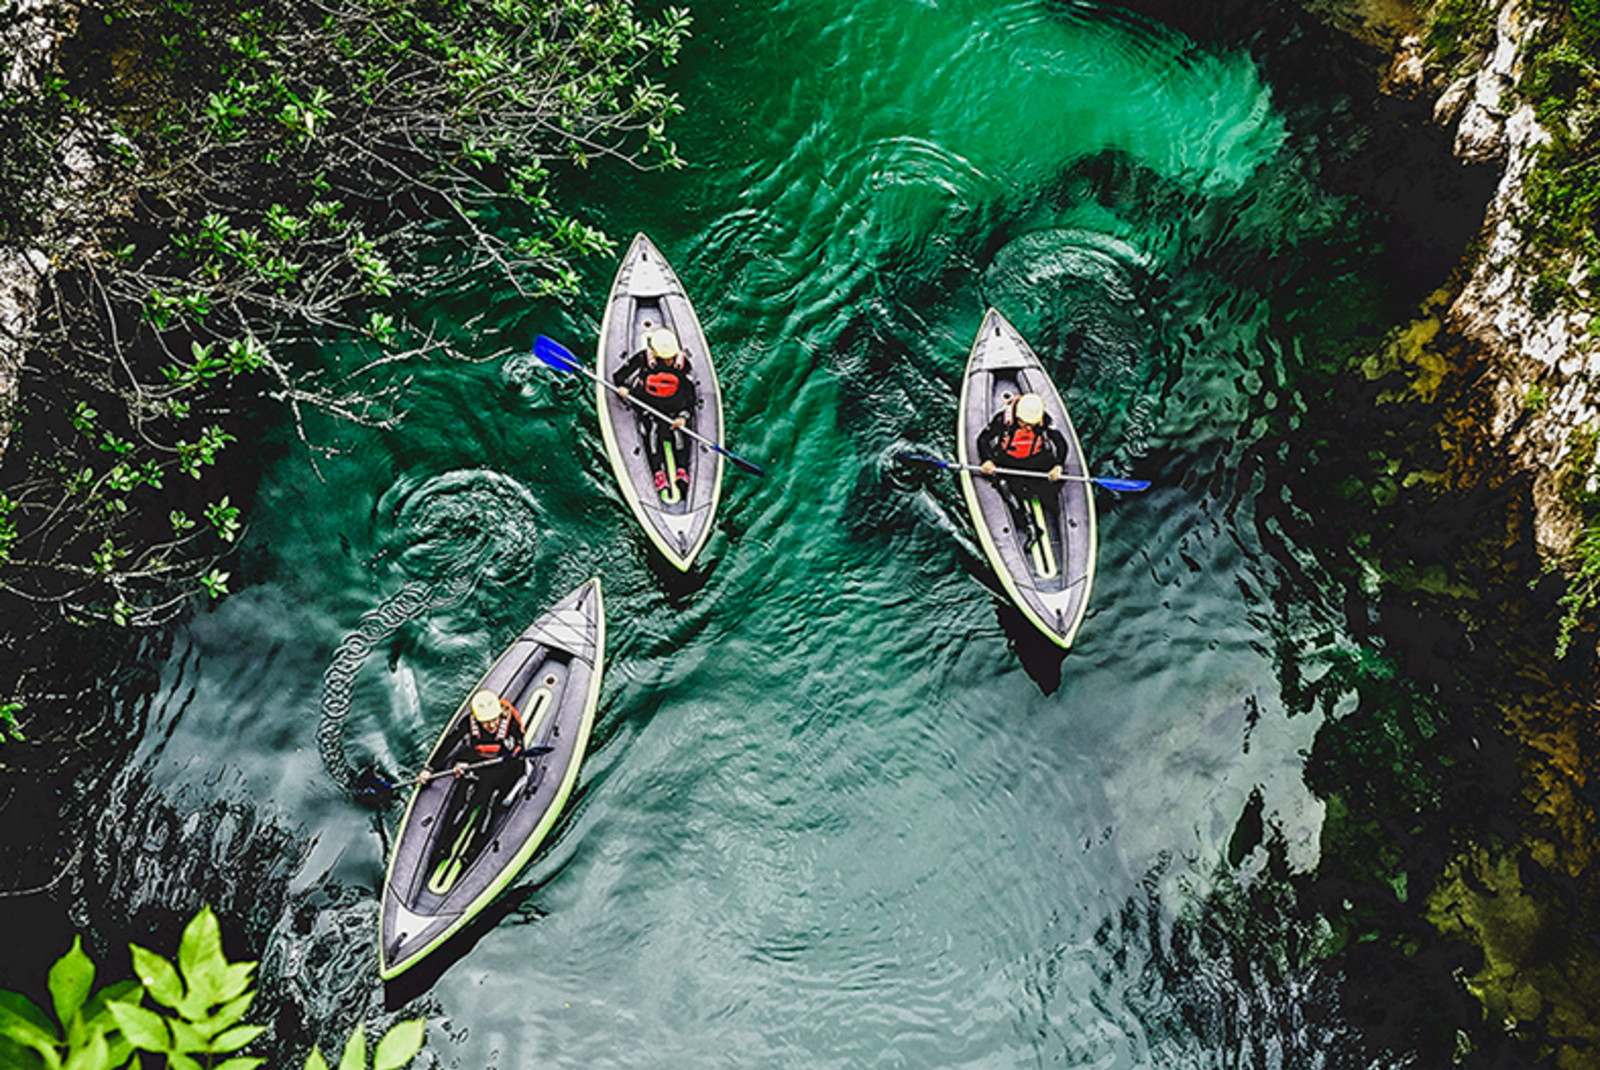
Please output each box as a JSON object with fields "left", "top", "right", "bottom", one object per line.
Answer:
{"left": 304, "top": 1021, "right": 427, "bottom": 1070}
{"left": 0, "top": 0, "right": 690, "bottom": 633}
{"left": 0, "top": 906, "right": 426, "bottom": 1070}
{"left": 1509, "top": 11, "right": 1600, "bottom": 312}
{"left": 1422, "top": 0, "right": 1495, "bottom": 75}
{"left": 0, "top": 698, "right": 23, "bottom": 743}
{"left": 1549, "top": 522, "right": 1600, "bottom": 658}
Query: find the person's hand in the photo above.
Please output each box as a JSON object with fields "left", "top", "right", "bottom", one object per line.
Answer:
{"left": 1047, "top": 465, "right": 1063, "bottom": 482}
{"left": 418, "top": 769, "right": 433, "bottom": 785}
{"left": 671, "top": 416, "right": 686, "bottom": 430}
{"left": 980, "top": 460, "right": 996, "bottom": 475}
{"left": 452, "top": 762, "right": 467, "bottom": 778}
{"left": 617, "top": 386, "right": 630, "bottom": 399}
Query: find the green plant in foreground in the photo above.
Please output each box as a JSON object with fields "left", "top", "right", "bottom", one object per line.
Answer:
{"left": 1551, "top": 523, "right": 1600, "bottom": 658}
{"left": 0, "top": 905, "right": 425, "bottom": 1069}
{"left": 0, "top": 700, "right": 24, "bottom": 743}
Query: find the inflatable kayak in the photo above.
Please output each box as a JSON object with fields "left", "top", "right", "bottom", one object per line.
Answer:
{"left": 955, "top": 309, "right": 1097, "bottom": 648}
{"left": 379, "top": 577, "right": 606, "bottom": 979}
{"left": 595, "top": 233, "right": 724, "bottom": 570}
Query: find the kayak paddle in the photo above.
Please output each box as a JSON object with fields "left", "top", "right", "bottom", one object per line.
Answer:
{"left": 894, "top": 453, "right": 1151, "bottom": 492}
{"left": 533, "top": 334, "right": 765, "bottom": 477}
{"left": 358, "top": 747, "right": 555, "bottom": 796}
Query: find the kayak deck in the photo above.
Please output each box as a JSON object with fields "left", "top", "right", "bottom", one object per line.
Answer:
{"left": 379, "top": 578, "right": 606, "bottom": 979}
{"left": 595, "top": 233, "right": 725, "bottom": 570}
{"left": 955, "top": 309, "right": 1097, "bottom": 648}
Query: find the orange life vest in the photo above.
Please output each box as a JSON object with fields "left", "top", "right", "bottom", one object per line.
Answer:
{"left": 1003, "top": 422, "right": 1042, "bottom": 460}
{"left": 645, "top": 370, "right": 681, "bottom": 398}
{"left": 469, "top": 702, "right": 522, "bottom": 756}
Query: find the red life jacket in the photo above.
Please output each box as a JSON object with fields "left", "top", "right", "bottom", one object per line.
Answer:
{"left": 1003, "top": 422, "right": 1042, "bottom": 460}
{"left": 645, "top": 370, "right": 681, "bottom": 398}
{"left": 469, "top": 702, "right": 522, "bottom": 756}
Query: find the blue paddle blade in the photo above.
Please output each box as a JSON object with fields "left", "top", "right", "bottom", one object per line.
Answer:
{"left": 893, "top": 453, "right": 952, "bottom": 470}
{"left": 1093, "top": 477, "right": 1151, "bottom": 492}
{"left": 717, "top": 445, "right": 765, "bottom": 477}
{"left": 534, "top": 334, "right": 581, "bottom": 373}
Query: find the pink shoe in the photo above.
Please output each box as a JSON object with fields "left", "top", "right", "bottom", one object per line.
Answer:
{"left": 653, "top": 471, "right": 668, "bottom": 491}
{"left": 676, "top": 468, "right": 689, "bottom": 487}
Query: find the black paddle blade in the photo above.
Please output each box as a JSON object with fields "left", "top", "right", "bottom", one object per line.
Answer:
{"left": 533, "top": 335, "right": 581, "bottom": 373}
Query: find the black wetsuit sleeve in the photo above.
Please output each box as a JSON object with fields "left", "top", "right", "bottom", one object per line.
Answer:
{"left": 429, "top": 722, "right": 475, "bottom": 771}
{"left": 677, "top": 358, "right": 699, "bottom": 413}
{"left": 617, "top": 351, "right": 648, "bottom": 390}
{"left": 1045, "top": 426, "right": 1069, "bottom": 468}
{"left": 976, "top": 414, "right": 1007, "bottom": 463}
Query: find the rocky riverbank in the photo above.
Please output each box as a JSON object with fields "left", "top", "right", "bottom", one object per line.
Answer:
{"left": 1369, "top": 2, "right": 1600, "bottom": 1064}
{"left": 0, "top": 0, "right": 58, "bottom": 465}
{"left": 1382, "top": 0, "right": 1596, "bottom": 559}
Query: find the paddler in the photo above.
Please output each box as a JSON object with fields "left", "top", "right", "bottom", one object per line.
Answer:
{"left": 421, "top": 688, "right": 527, "bottom": 802}
{"left": 976, "top": 391, "right": 1068, "bottom": 547}
{"left": 615, "top": 326, "right": 698, "bottom": 496}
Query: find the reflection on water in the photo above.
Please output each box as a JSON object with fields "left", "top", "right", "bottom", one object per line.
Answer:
{"left": 22, "top": 0, "right": 1510, "bottom": 1065}
{"left": 318, "top": 470, "right": 541, "bottom": 793}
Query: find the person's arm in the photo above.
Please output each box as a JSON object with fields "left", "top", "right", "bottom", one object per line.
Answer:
{"left": 421, "top": 722, "right": 474, "bottom": 780}
{"left": 616, "top": 352, "right": 646, "bottom": 398}
{"left": 1046, "top": 428, "right": 1070, "bottom": 480}
{"left": 976, "top": 414, "right": 1005, "bottom": 471}
{"left": 671, "top": 359, "right": 698, "bottom": 428}
{"left": 504, "top": 704, "right": 526, "bottom": 752}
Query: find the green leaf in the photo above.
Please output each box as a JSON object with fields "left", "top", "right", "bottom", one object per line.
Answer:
{"left": 0, "top": 992, "right": 62, "bottom": 1066}
{"left": 212, "top": 1059, "right": 265, "bottom": 1070}
{"left": 105, "top": 1000, "right": 168, "bottom": 1052}
{"left": 202, "top": 989, "right": 254, "bottom": 1034}
{"left": 0, "top": 1032, "right": 51, "bottom": 1070}
{"left": 61, "top": 1025, "right": 109, "bottom": 1070}
{"left": 167, "top": 1052, "right": 204, "bottom": 1070}
{"left": 337, "top": 1025, "right": 365, "bottom": 1070}
{"left": 79, "top": 981, "right": 139, "bottom": 1026}
{"left": 48, "top": 938, "right": 94, "bottom": 1031}
{"left": 168, "top": 1017, "right": 212, "bottom": 1052}
{"left": 0, "top": 991, "right": 58, "bottom": 1039}
{"left": 209, "top": 1024, "right": 265, "bottom": 1053}
{"left": 303, "top": 1048, "right": 330, "bottom": 1070}
{"left": 129, "top": 946, "right": 183, "bottom": 1010}
{"left": 373, "top": 1019, "right": 426, "bottom": 1070}
{"left": 176, "top": 906, "right": 231, "bottom": 1013}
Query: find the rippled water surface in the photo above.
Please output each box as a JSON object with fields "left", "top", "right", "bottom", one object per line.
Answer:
{"left": 113, "top": 0, "right": 1467, "bottom": 1064}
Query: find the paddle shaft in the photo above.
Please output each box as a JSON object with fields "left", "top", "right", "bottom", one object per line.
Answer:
{"left": 895, "top": 453, "right": 1149, "bottom": 492}
{"left": 938, "top": 458, "right": 1086, "bottom": 484}
{"left": 534, "top": 335, "right": 764, "bottom": 476}
{"left": 373, "top": 748, "right": 549, "bottom": 793}
{"left": 561, "top": 349, "right": 733, "bottom": 463}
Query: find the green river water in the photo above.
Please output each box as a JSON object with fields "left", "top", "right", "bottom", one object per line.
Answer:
{"left": 37, "top": 0, "right": 1512, "bottom": 1065}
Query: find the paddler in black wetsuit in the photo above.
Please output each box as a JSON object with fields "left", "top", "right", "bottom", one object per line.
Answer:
{"left": 615, "top": 326, "right": 698, "bottom": 496}
{"left": 422, "top": 688, "right": 527, "bottom": 826}
{"left": 975, "top": 391, "right": 1068, "bottom": 548}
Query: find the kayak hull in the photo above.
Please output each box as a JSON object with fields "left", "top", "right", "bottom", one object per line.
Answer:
{"left": 596, "top": 233, "right": 725, "bottom": 570}
{"left": 956, "top": 309, "right": 1097, "bottom": 648}
{"left": 378, "top": 578, "right": 606, "bottom": 979}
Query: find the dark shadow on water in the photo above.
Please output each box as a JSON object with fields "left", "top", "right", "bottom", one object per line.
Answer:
{"left": 381, "top": 885, "right": 543, "bottom": 1011}
{"left": 995, "top": 600, "right": 1067, "bottom": 694}
{"left": 644, "top": 546, "right": 713, "bottom": 606}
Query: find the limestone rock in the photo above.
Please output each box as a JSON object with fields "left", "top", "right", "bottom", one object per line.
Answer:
{"left": 1434, "top": 76, "right": 1473, "bottom": 126}
{"left": 1382, "top": 34, "right": 1427, "bottom": 98}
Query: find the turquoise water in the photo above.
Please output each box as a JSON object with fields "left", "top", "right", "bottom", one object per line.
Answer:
{"left": 93, "top": 0, "right": 1468, "bottom": 1064}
